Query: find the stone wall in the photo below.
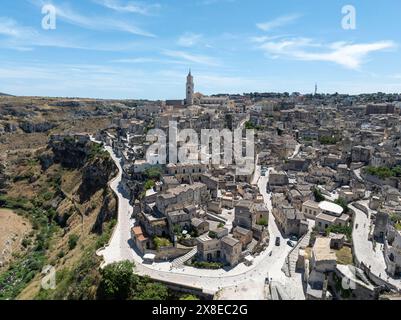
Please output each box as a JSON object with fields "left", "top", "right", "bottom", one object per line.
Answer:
{"left": 145, "top": 246, "right": 192, "bottom": 262}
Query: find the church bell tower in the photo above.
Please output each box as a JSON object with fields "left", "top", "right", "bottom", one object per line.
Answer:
{"left": 186, "top": 69, "right": 194, "bottom": 106}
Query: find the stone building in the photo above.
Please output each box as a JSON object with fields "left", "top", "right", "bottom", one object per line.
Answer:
{"left": 233, "top": 200, "right": 254, "bottom": 229}
{"left": 314, "top": 201, "right": 350, "bottom": 232}
{"left": 191, "top": 218, "right": 209, "bottom": 235}
{"left": 385, "top": 227, "right": 401, "bottom": 277}
{"left": 351, "top": 146, "right": 373, "bottom": 164}
{"left": 272, "top": 194, "right": 308, "bottom": 237}
{"left": 233, "top": 226, "right": 253, "bottom": 249}
{"left": 302, "top": 200, "right": 321, "bottom": 220}
{"left": 196, "top": 234, "right": 242, "bottom": 267}
{"left": 156, "top": 182, "right": 209, "bottom": 214}
{"left": 366, "top": 103, "right": 395, "bottom": 115}
{"left": 131, "top": 226, "right": 149, "bottom": 255}
{"left": 306, "top": 237, "right": 337, "bottom": 300}
{"left": 373, "top": 210, "right": 389, "bottom": 241}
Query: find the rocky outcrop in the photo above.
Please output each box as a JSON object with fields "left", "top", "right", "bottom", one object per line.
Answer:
{"left": 0, "top": 162, "right": 7, "bottom": 190}
{"left": 78, "top": 156, "right": 117, "bottom": 203}
{"left": 38, "top": 151, "right": 54, "bottom": 170}
{"left": 49, "top": 134, "right": 91, "bottom": 168}
{"left": 92, "top": 190, "right": 117, "bottom": 234}
{"left": 49, "top": 101, "right": 86, "bottom": 108}
{"left": 19, "top": 121, "right": 56, "bottom": 133}
{"left": 4, "top": 123, "right": 17, "bottom": 133}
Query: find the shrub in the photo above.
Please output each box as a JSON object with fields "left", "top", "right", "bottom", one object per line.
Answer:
{"left": 144, "top": 167, "right": 162, "bottom": 180}
{"left": 334, "top": 198, "right": 349, "bottom": 214}
{"left": 313, "top": 187, "right": 325, "bottom": 202}
{"left": 257, "top": 218, "right": 268, "bottom": 226}
{"left": 153, "top": 237, "right": 172, "bottom": 249}
{"left": 68, "top": 234, "right": 79, "bottom": 250}
{"left": 193, "top": 261, "right": 223, "bottom": 269}
{"left": 364, "top": 166, "right": 401, "bottom": 180}
{"left": 208, "top": 231, "right": 217, "bottom": 239}
{"left": 134, "top": 281, "right": 169, "bottom": 300}
{"left": 325, "top": 225, "right": 352, "bottom": 241}
{"left": 144, "top": 180, "right": 155, "bottom": 191}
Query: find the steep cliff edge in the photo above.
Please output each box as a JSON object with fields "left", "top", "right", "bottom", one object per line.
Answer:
{"left": 0, "top": 134, "right": 118, "bottom": 300}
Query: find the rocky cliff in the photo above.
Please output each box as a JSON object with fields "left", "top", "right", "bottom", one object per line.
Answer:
{"left": 19, "top": 121, "right": 56, "bottom": 133}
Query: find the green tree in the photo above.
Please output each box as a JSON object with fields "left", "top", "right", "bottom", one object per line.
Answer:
{"left": 144, "top": 179, "right": 155, "bottom": 190}
{"left": 98, "top": 261, "right": 134, "bottom": 300}
{"left": 313, "top": 187, "right": 325, "bottom": 202}
{"left": 335, "top": 198, "right": 349, "bottom": 214}
{"left": 134, "top": 281, "right": 169, "bottom": 300}
{"left": 144, "top": 167, "right": 162, "bottom": 180}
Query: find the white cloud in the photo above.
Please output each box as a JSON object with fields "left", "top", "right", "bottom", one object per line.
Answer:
{"left": 177, "top": 33, "right": 203, "bottom": 47}
{"left": 92, "top": 0, "right": 161, "bottom": 15}
{"left": 198, "top": 0, "right": 236, "bottom": 5}
{"left": 258, "top": 37, "right": 396, "bottom": 69}
{"left": 162, "top": 50, "right": 220, "bottom": 66}
{"left": 257, "top": 14, "right": 301, "bottom": 32}
{"left": 112, "top": 57, "right": 157, "bottom": 63}
{"left": 0, "top": 17, "right": 37, "bottom": 38}
{"left": 30, "top": 0, "right": 155, "bottom": 37}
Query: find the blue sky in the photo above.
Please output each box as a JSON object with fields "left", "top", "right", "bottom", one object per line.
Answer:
{"left": 0, "top": 0, "right": 400, "bottom": 99}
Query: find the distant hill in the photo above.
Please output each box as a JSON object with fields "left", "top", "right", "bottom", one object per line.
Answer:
{"left": 0, "top": 92, "right": 13, "bottom": 96}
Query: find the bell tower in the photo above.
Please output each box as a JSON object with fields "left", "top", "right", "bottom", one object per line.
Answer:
{"left": 186, "top": 69, "right": 194, "bottom": 106}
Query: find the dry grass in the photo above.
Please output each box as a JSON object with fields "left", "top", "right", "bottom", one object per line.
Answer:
{"left": 0, "top": 209, "right": 32, "bottom": 271}
{"left": 335, "top": 246, "right": 353, "bottom": 265}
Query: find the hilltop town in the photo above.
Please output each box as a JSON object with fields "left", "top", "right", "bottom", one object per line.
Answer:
{"left": 1, "top": 72, "right": 401, "bottom": 300}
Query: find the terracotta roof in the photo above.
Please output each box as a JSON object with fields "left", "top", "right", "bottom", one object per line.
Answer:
{"left": 132, "top": 226, "right": 143, "bottom": 236}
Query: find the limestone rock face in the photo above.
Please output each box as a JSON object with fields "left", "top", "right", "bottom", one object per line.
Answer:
{"left": 78, "top": 157, "right": 117, "bottom": 203}
{"left": 0, "top": 162, "right": 7, "bottom": 190}
{"left": 92, "top": 192, "right": 117, "bottom": 234}
{"left": 19, "top": 121, "right": 56, "bottom": 133}
{"left": 49, "top": 135, "right": 91, "bottom": 168}
{"left": 38, "top": 151, "right": 54, "bottom": 170}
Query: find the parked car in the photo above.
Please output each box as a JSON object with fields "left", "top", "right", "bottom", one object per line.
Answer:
{"left": 289, "top": 235, "right": 298, "bottom": 242}
{"left": 275, "top": 237, "right": 281, "bottom": 246}
{"left": 287, "top": 240, "right": 295, "bottom": 248}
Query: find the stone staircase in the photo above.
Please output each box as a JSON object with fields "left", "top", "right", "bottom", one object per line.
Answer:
{"left": 172, "top": 247, "right": 198, "bottom": 268}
